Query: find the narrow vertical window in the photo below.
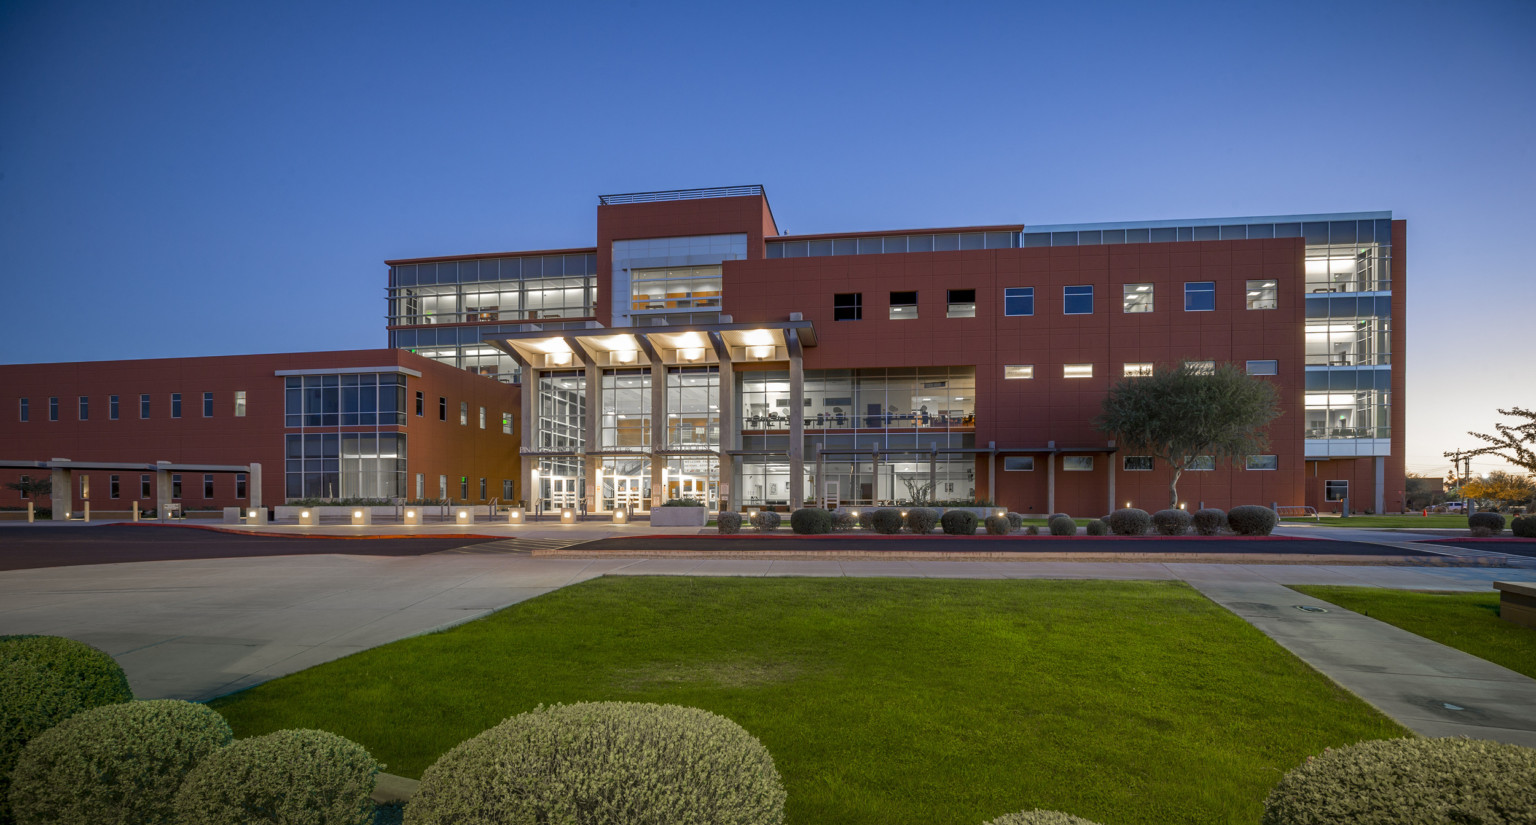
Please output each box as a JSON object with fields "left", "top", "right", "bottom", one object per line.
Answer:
{"left": 460, "top": 476, "right": 468, "bottom": 500}
{"left": 18, "top": 475, "right": 30, "bottom": 498}
{"left": 479, "top": 406, "right": 486, "bottom": 429}
{"left": 18, "top": 398, "right": 28, "bottom": 422}
{"left": 140, "top": 475, "right": 151, "bottom": 498}
{"left": 479, "top": 478, "right": 487, "bottom": 500}
{"left": 233, "top": 391, "right": 247, "bottom": 417}
{"left": 460, "top": 401, "right": 468, "bottom": 425}
{"left": 170, "top": 393, "right": 182, "bottom": 418}
{"left": 502, "top": 412, "right": 512, "bottom": 434}
{"left": 439, "top": 475, "right": 448, "bottom": 499}
{"left": 78, "top": 396, "right": 89, "bottom": 420}
{"left": 439, "top": 397, "right": 447, "bottom": 421}
{"left": 48, "top": 397, "right": 59, "bottom": 421}
{"left": 109, "top": 395, "right": 119, "bottom": 420}
{"left": 503, "top": 479, "right": 514, "bottom": 499}
{"left": 140, "top": 394, "right": 150, "bottom": 419}
{"left": 203, "top": 474, "right": 214, "bottom": 499}
{"left": 203, "top": 392, "right": 214, "bottom": 417}
{"left": 110, "top": 475, "right": 121, "bottom": 499}
{"left": 416, "top": 473, "right": 424, "bottom": 500}
{"left": 171, "top": 474, "right": 182, "bottom": 499}
{"left": 236, "top": 473, "right": 247, "bottom": 499}
{"left": 415, "top": 391, "right": 424, "bottom": 416}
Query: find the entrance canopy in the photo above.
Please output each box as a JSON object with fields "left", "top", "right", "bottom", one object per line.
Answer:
{"left": 485, "top": 317, "right": 818, "bottom": 369}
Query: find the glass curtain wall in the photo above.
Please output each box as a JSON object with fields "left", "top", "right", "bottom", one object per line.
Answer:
{"left": 599, "top": 369, "right": 651, "bottom": 511}
{"left": 664, "top": 367, "right": 719, "bottom": 506}
{"left": 283, "top": 374, "right": 408, "bottom": 499}
{"left": 740, "top": 367, "right": 976, "bottom": 432}
{"left": 537, "top": 372, "right": 585, "bottom": 509}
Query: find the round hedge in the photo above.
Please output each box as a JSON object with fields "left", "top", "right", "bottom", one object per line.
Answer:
{"left": 717, "top": 512, "right": 742, "bottom": 534}
{"left": 1085, "top": 519, "right": 1109, "bottom": 536}
{"left": 870, "top": 508, "right": 904, "bottom": 534}
{"left": 1513, "top": 515, "right": 1536, "bottom": 538}
{"left": 1047, "top": 515, "right": 1076, "bottom": 536}
{"left": 1228, "top": 505, "right": 1280, "bottom": 536}
{"left": 983, "top": 812, "right": 1103, "bottom": 825}
{"left": 1468, "top": 511, "right": 1506, "bottom": 537}
{"left": 1151, "top": 508, "right": 1193, "bottom": 536}
{"left": 406, "top": 702, "right": 786, "bottom": 825}
{"left": 906, "top": 508, "right": 940, "bottom": 534}
{"left": 1005, "top": 512, "right": 1024, "bottom": 533}
{"left": 1192, "top": 508, "right": 1227, "bottom": 536}
{"left": 941, "top": 510, "right": 978, "bottom": 535}
{"left": 750, "top": 510, "right": 781, "bottom": 532}
{"left": 789, "top": 508, "right": 833, "bottom": 535}
{"left": 984, "top": 515, "right": 1010, "bottom": 535}
{"left": 1, "top": 635, "right": 133, "bottom": 823}
{"left": 1262, "top": 737, "right": 1536, "bottom": 825}
{"left": 1107, "top": 508, "right": 1151, "bottom": 536}
{"left": 173, "top": 728, "right": 379, "bottom": 825}
{"left": 832, "top": 510, "right": 858, "bottom": 532}
{"left": 10, "top": 699, "right": 231, "bottom": 825}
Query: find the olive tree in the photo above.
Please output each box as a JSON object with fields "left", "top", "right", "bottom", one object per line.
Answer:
{"left": 1452, "top": 407, "right": 1536, "bottom": 508}
{"left": 1095, "top": 362, "right": 1280, "bottom": 509}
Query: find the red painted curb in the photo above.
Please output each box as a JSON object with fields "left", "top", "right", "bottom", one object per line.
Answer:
{"left": 1423, "top": 537, "right": 1536, "bottom": 544}
{"left": 105, "top": 522, "right": 503, "bottom": 541}
{"left": 657, "top": 532, "right": 1320, "bottom": 541}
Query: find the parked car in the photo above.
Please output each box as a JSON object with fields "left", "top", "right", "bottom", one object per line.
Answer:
{"left": 1442, "top": 501, "right": 1466, "bottom": 513}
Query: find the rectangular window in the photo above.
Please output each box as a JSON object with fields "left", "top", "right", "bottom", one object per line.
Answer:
{"left": 1185, "top": 281, "right": 1216, "bottom": 311}
{"left": 890, "top": 290, "right": 918, "bottom": 320}
{"left": 416, "top": 474, "right": 425, "bottom": 500}
{"left": 1325, "top": 480, "right": 1349, "bottom": 501}
{"left": 439, "top": 397, "right": 447, "bottom": 421}
{"left": 109, "top": 396, "right": 119, "bottom": 420}
{"left": 833, "top": 293, "right": 862, "bottom": 321}
{"left": 109, "top": 475, "right": 120, "bottom": 499}
{"left": 503, "top": 479, "right": 514, "bottom": 499}
{"left": 18, "top": 475, "right": 29, "bottom": 498}
{"left": 439, "top": 475, "right": 448, "bottom": 500}
{"left": 1185, "top": 360, "right": 1216, "bottom": 374}
{"left": 78, "top": 396, "right": 88, "bottom": 420}
{"left": 1063, "top": 364, "right": 1093, "bottom": 379}
{"left": 48, "top": 397, "right": 58, "bottom": 421}
{"left": 19, "top": 398, "right": 28, "bottom": 422}
{"left": 79, "top": 475, "right": 89, "bottom": 500}
{"left": 1123, "top": 456, "right": 1154, "bottom": 471}
{"left": 460, "top": 401, "right": 468, "bottom": 425}
{"left": 502, "top": 412, "right": 513, "bottom": 435}
{"left": 1246, "top": 279, "right": 1278, "bottom": 310}
{"left": 171, "top": 393, "right": 182, "bottom": 418}
{"left": 1246, "top": 455, "right": 1279, "bottom": 471}
{"left": 1187, "top": 456, "right": 1215, "bottom": 471}
{"left": 415, "top": 391, "right": 424, "bottom": 416}
{"left": 236, "top": 473, "right": 247, "bottom": 499}
{"left": 1004, "top": 287, "right": 1035, "bottom": 316}
{"left": 1004, "top": 365, "right": 1034, "bottom": 380}
{"left": 203, "top": 474, "right": 214, "bottom": 499}
{"left": 479, "top": 478, "right": 487, "bottom": 500}
{"left": 203, "top": 392, "right": 213, "bottom": 417}
{"left": 1123, "top": 283, "right": 1154, "bottom": 313}
{"left": 140, "top": 475, "right": 151, "bottom": 499}
{"left": 460, "top": 476, "right": 469, "bottom": 500}
{"left": 479, "top": 406, "right": 486, "bottom": 429}
{"left": 233, "top": 391, "right": 247, "bottom": 417}
{"left": 1063, "top": 456, "right": 1094, "bottom": 471}
{"left": 171, "top": 473, "right": 182, "bottom": 499}
{"left": 140, "top": 394, "right": 150, "bottom": 419}
{"left": 946, "top": 289, "right": 976, "bottom": 318}
{"left": 1246, "top": 360, "right": 1278, "bottom": 376}
{"left": 1123, "top": 363, "right": 1153, "bottom": 377}
{"left": 1003, "top": 456, "right": 1036, "bottom": 471}
{"left": 1064, "top": 285, "right": 1094, "bottom": 315}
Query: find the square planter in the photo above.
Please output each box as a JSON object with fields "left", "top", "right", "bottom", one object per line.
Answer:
{"left": 650, "top": 506, "right": 708, "bottom": 528}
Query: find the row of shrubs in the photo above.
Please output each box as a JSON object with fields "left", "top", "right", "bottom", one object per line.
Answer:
{"left": 6, "top": 635, "right": 1535, "bottom": 823}
{"left": 1, "top": 635, "right": 380, "bottom": 825}
{"left": 1471, "top": 512, "right": 1534, "bottom": 537}
{"left": 719, "top": 506, "right": 1281, "bottom": 536}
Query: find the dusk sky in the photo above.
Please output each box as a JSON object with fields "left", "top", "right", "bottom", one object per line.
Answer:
{"left": 2, "top": 0, "right": 1533, "bottom": 478}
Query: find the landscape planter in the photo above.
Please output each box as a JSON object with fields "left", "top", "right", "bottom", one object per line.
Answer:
{"left": 650, "top": 507, "right": 708, "bottom": 528}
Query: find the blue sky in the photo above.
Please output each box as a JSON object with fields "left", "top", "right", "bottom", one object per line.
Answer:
{"left": 2, "top": 0, "right": 1533, "bottom": 478}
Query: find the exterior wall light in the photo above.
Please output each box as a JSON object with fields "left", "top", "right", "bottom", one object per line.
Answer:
{"left": 681, "top": 347, "right": 704, "bottom": 362}
{"left": 615, "top": 350, "right": 636, "bottom": 364}
{"left": 549, "top": 352, "right": 572, "bottom": 367}
{"left": 749, "top": 345, "right": 774, "bottom": 360}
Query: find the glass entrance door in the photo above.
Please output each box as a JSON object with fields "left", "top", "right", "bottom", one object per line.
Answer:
{"left": 548, "top": 477, "right": 578, "bottom": 510}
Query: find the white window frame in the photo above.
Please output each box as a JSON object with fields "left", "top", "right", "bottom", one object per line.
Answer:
{"left": 1063, "top": 364, "right": 1093, "bottom": 379}
{"left": 1246, "top": 360, "right": 1278, "bottom": 376}
{"left": 1122, "top": 283, "right": 1154, "bottom": 313}
{"left": 1246, "top": 279, "right": 1278, "bottom": 310}
{"left": 1063, "top": 285, "right": 1094, "bottom": 315}
{"left": 1184, "top": 281, "right": 1216, "bottom": 312}
{"left": 1003, "top": 287, "right": 1034, "bottom": 317}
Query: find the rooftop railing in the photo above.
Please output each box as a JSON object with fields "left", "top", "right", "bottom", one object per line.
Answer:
{"left": 599, "top": 185, "right": 764, "bottom": 205}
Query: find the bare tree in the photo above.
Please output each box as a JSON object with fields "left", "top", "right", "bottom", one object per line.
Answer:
{"left": 1449, "top": 406, "right": 1536, "bottom": 506}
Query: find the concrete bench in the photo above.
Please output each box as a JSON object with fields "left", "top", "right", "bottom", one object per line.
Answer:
{"left": 1494, "top": 581, "right": 1536, "bottom": 630}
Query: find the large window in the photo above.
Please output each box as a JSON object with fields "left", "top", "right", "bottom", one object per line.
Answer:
{"left": 1003, "top": 287, "right": 1034, "bottom": 316}
{"left": 284, "top": 432, "right": 405, "bottom": 499}
{"left": 1247, "top": 279, "right": 1278, "bottom": 310}
{"left": 1185, "top": 282, "right": 1215, "bottom": 311}
{"left": 538, "top": 372, "right": 586, "bottom": 454}
{"left": 787, "top": 366, "right": 975, "bottom": 431}
{"left": 388, "top": 253, "right": 598, "bottom": 325}
{"left": 833, "top": 293, "right": 862, "bottom": 321}
{"left": 1305, "top": 389, "right": 1390, "bottom": 439}
{"left": 666, "top": 367, "right": 718, "bottom": 446}
{"left": 1064, "top": 285, "right": 1093, "bottom": 315}
{"left": 1123, "top": 283, "right": 1154, "bottom": 313}
{"left": 1306, "top": 243, "right": 1390, "bottom": 293}
{"left": 630, "top": 265, "right": 723, "bottom": 312}
{"left": 946, "top": 289, "right": 976, "bottom": 318}
{"left": 890, "top": 291, "right": 917, "bottom": 320}
{"left": 284, "top": 374, "right": 406, "bottom": 427}
{"left": 600, "top": 370, "right": 651, "bottom": 447}
{"left": 1306, "top": 317, "right": 1391, "bottom": 366}
{"left": 740, "top": 370, "right": 792, "bottom": 431}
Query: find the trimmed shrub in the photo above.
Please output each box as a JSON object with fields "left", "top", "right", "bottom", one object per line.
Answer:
{"left": 750, "top": 510, "right": 781, "bottom": 532}
{"left": 10, "top": 699, "right": 231, "bottom": 825}
{"left": 1005, "top": 512, "right": 1024, "bottom": 533}
{"left": 406, "top": 702, "right": 786, "bottom": 825}
{"left": 1151, "top": 508, "right": 1193, "bottom": 536}
{"left": 870, "top": 508, "right": 905, "bottom": 534}
{"left": 789, "top": 508, "right": 833, "bottom": 535}
{"left": 1228, "top": 505, "right": 1280, "bottom": 536}
{"left": 984, "top": 515, "right": 1010, "bottom": 535}
{"left": 984, "top": 811, "right": 1104, "bottom": 825}
{"left": 1, "top": 635, "right": 133, "bottom": 823}
{"left": 660, "top": 498, "right": 706, "bottom": 507}
{"left": 856, "top": 510, "right": 877, "bottom": 530}
{"left": 1107, "top": 508, "right": 1151, "bottom": 536}
{"left": 1513, "top": 515, "right": 1536, "bottom": 538}
{"left": 1085, "top": 519, "right": 1109, "bottom": 536}
{"left": 832, "top": 510, "right": 858, "bottom": 532}
{"left": 1468, "top": 511, "right": 1506, "bottom": 537}
{"left": 174, "top": 728, "right": 379, "bottom": 825}
{"left": 1192, "top": 508, "right": 1227, "bottom": 536}
{"left": 1048, "top": 515, "right": 1076, "bottom": 536}
{"left": 941, "top": 510, "right": 978, "bottom": 535}
{"left": 1026, "top": 525, "right": 1040, "bottom": 535}
{"left": 906, "top": 508, "right": 940, "bottom": 535}
{"left": 717, "top": 512, "right": 742, "bottom": 534}
{"left": 1261, "top": 737, "right": 1536, "bottom": 825}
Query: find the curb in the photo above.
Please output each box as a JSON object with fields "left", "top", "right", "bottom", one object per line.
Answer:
{"left": 105, "top": 522, "right": 503, "bottom": 541}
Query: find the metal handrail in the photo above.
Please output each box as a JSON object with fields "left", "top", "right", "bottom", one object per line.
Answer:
{"left": 1277, "top": 505, "right": 1319, "bottom": 521}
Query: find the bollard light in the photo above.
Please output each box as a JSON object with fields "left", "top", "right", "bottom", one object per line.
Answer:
{"left": 560, "top": 508, "right": 575, "bottom": 524}
{"left": 900, "top": 510, "right": 907, "bottom": 517}
{"left": 406, "top": 510, "right": 415, "bottom": 518}
{"left": 402, "top": 508, "right": 421, "bottom": 526}
{"left": 354, "top": 510, "right": 362, "bottom": 518}
{"left": 613, "top": 508, "right": 628, "bottom": 524}
{"left": 350, "top": 508, "right": 372, "bottom": 526}
{"left": 301, "top": 511, "right": 310, "bottom": 518}
{"left": 996, "top": 509, "right": 1006, "bottom": 517}
{"left": 507, "top": 509, "right": 522, "bottom": 524}
{"left": 298, "top": 509, "right": 318, "bottom": 526}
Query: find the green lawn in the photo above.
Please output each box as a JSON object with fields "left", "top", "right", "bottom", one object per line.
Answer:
{"left": 211, "top": 578, "right": 1406, "bottom": 825}
{"left": 1284, "top": 515, "right": 1470, "bottom": 529}
{"left": 1289, "top": 585, "right": 1536, "bottom": 680}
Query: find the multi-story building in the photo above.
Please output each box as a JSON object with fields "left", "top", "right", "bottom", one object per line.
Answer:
{"left": 385, "top": 186, "right": 1404, "bottom": 516}
{"left": 0, "top": 349, "right": 519, "bottom": 514}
